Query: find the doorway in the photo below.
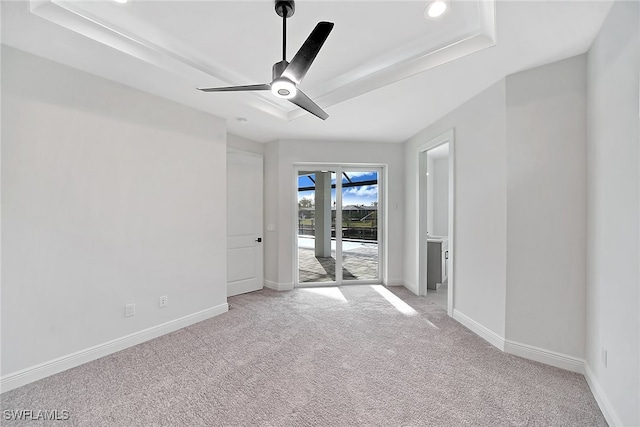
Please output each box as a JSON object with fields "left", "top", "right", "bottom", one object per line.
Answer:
{"left": 418, "top": 131, "right": 455, "bottom": 315}
{"left": 295, "top": 165, "right": 384, "bottom": 286}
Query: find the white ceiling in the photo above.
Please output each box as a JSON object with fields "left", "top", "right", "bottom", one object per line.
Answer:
{"left": 1, "top": 0, "right": 613, "bottom": 143}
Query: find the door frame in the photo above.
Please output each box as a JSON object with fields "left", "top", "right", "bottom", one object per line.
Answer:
{"left": 417, "top": 130, "right": 455, "bottom": 316}
{"left": 293, "top": 163, "right": 387, "bottom": 287}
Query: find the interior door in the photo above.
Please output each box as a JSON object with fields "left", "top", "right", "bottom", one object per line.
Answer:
{"left": 227, "top": 151, "right": 263, "bottom": 297}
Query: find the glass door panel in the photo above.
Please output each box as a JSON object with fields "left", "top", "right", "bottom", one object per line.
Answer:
{"left": 297, "top": 171, "right": 337, "bottom": 283}
{"left": 340, "top": 171, "right": 379, "bottom": 281}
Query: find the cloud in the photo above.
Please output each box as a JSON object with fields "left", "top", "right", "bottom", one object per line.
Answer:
{"left": 343, "top": 171, "right": 376, "bottom": 179}
{"left": 321, "top": 171, "right": 378, "bottom": 184}
{"left": 344, "top": 185, "right": 378, "bottom": 198}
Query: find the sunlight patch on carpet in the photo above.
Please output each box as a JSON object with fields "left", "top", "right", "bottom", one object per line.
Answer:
{"left": 370, "top": 285, "right": 418, "bottom": 316}
{"left": 300, "top": 287, "right": 348, "bottom": 302}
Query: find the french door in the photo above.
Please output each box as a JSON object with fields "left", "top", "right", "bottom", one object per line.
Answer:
{"left": 295, "top": 165, "right": 383, "bottom": 286}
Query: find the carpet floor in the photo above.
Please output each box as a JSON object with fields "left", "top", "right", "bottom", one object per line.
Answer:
{"left": 1, "top": 286, "right": 606, "bottom": 426}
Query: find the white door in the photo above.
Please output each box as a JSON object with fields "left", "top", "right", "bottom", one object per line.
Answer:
{"left": 227, "top": 151, "right": 263, "bottom": 297}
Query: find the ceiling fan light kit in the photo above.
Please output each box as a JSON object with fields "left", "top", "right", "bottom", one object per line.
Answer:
{"left": 197, "top": 0, "right": 334, "bottom": 120}
{"left": 271, "top": 77, "right": 297, "bottom": 99}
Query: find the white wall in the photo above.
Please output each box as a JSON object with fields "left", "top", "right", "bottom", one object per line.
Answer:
{"left": 585, "top": 1, "right": 639, "bottom": 425}
{"left": 264, "top": 140, "right": 404, "bottom": 289}
{"left": 404, "top": 6, "right": 639, "bottom": 420}
{"left": 432, "top": 157, "right": 449, "bottom": 237}
{"left": 263, "top": 141, "right": 281, "bottom": 289}
{"left": 404, "top": 80, "right": 508, "bottom": 338}
{"left": 425, "top": 153, "right": 435, "bottom": 236}
{"left": 1, "top": 47, "right": 228, "bottom": 379}
{"left": 504, "top": 55, "right": 587, "bottom": 359}
{"left": 227, "top": 133, "right": 264, "bottom": 156}
{"left": 404, "top": 55, "right": 591, "bottom": 362}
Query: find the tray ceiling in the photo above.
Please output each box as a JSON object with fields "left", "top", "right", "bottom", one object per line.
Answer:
{"left": 2, "top": 1, "right": 613, "bottom": 143}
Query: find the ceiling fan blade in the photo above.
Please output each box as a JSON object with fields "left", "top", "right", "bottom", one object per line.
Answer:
{"left": 197, "top": 84, "right": 270, "bottom": 92}
{"left": 281, "top": 21, "right": 334, "bottom": 84}
{"left": 289, "top": 89, "right": 329, "bottom": 120}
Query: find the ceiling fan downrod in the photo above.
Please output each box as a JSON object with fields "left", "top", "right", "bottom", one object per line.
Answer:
{"left": 275, "top": 0, "right": 295, "bottom": 61}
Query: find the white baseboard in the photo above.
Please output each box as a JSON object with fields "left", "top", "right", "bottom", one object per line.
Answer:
{"left": 1, "top": 303, "right": 228, "bottom": 393}
{"left": 264, "top": 280, "right": 293, "bottom": 291}
{"left": 387, "top": 279, "right": 404, "bottom": 287}
{"left": 504, "top": 340, "right": 584, "bottom": 374}
{"left": 450, "top": 311, "right": 621, "bottom": 425}
{"left": 403, "top": 281, "right": 419, "bottom": 295}
{"left": 584, "top": 363, "right": 623, "bottom": 427}
{"left": 452, "top": 309, "right": 505, "bottom": 351}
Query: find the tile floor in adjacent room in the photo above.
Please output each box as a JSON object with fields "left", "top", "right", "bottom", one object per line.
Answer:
{"left": 426, "top": 282, "right": 448, "bottom": 310}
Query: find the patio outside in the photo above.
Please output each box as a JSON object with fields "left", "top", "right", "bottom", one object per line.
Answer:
{"left": 298, "top": 236, "right": 378, "bottom": 282}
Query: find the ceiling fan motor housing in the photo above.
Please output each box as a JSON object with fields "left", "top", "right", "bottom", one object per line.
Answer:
{"left": 272, "top": 60, "right": 290, "bottom": 80}
{"left": 275, "top": 1, "right": 295, "bottom": 18}
{"left": 272, "top": 60, "right": 296, "bottom": 98}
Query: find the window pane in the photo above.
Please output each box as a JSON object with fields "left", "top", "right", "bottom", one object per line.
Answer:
{"left": 341, "top": 171, "right": 379, "bottom": 281}
{"left": 297, "top": 171, "right": 337, "bottom": 283}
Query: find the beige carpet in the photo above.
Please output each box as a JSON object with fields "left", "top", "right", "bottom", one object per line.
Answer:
{"left": 1, "top": 286, "right": 606, "bottom": 426}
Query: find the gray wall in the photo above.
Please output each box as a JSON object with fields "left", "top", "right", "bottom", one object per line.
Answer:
{"left": 585, "top": 1, "right": 639, "bottom": 425}
{"left": 228, "top": 133, "right": 265, "bottom": 156}
{"left": 425, "top": 154, "right": 435, "bottom": 236}
{"left": 432, "top": 157, "right": 449, "bottom": 237}
{"left": 405, "top": 56, "right": 590, "bottom": 358}
{"left": 505, "top": 55, "right": 587, "bottom": 359}
{"left": 1, "top": 47, "right": 228, "bottom": 376}
{"left": 404, "top": 6, "right": 639, "bottom": 420}
{"left": 404, "top": 79, "right": 508, "bottom": 336}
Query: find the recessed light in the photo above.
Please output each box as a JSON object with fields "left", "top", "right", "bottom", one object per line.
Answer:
{"left": 114, "top": 0, "right": 128, "bottom": 4}
{"left": 425, "top": 0, "right": 448, "bottom": 19}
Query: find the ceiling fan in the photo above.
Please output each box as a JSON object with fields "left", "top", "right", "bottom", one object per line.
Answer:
{"left": 197, "top": 0, "right": 334, "bottom": 120}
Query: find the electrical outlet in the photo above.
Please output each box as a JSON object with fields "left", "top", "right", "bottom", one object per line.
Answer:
{"left": 125, "top": 303, "right": 135, "bottom": 318}
{"left": 601, "top": 348, "right": 608, "bottom": 368}
{"left": 159, "top": 295, "right": 168, "bottom": 308}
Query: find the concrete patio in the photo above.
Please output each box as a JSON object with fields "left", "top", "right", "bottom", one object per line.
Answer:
{"left": 298, "top": 237, "right": 379, "bottom": 283}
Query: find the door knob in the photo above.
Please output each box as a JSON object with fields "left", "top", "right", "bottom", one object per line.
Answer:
{"left": 255, "top": 238, "right": 262, "bottom": 243}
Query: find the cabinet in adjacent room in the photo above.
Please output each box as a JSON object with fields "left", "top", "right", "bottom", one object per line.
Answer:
{"left": 427, "top": 238, "right": 448, "bottom": 290}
